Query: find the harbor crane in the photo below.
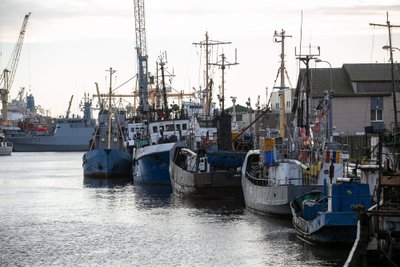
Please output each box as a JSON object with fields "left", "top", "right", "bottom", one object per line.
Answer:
{"left": 133, "top": 0, "right": 149, "bottom": 118}
{"left": 0, "top": 12, "right": 31, "bottom": 122}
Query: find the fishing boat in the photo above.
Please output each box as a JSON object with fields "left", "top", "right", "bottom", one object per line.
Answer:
{"left": 4, "top": 94, "right": 96, "bottom": 152}
{"left": 130, "top": 118, "right": 190, "bottom": 184}
{"left": 241, "top": 30, "right": 347, "bottom": 216}
{"left": 169, "top": 34, "right": 249, "bottom": 199}
{"left": 290, "top": 177, "right": 371, "bottom": 244}
{"left": 82, "top": 68, "right": 132, "bottom": 178}
{"left": 129, "top": 49, "right": 191, "bottom": 185}
{"left": 170, "top": 113, "right": 248, "bottom": 199}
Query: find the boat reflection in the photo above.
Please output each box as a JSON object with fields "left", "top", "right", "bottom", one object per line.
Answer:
{"left": 83, "top": 175, "right": 132, "bottom": 188}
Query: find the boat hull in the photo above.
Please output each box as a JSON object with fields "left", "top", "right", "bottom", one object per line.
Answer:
{"left": 170, "top": 160, "right": 243, "bottom": 199}
{"left": 133, "top": 143, "right": 175, "bottom": 185}
{"left": 242, "top": 173, "right": 323, "bottom": 216}
{"left": 292, "top": 212, "right": 358, "bottom": 244}
{"left": 82, "top": 149, "right": 132, "bottom": 178}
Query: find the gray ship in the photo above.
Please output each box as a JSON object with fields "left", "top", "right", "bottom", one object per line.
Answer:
{"left": 4, "top": 97, "right": 96, "bottom": 152}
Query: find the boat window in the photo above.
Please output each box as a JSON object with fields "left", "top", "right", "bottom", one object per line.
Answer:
{"left": 166, "top": 124, "right": 174, "bottom": 131}
{"left": 152, "top": 126, "right": 158, "bottom": 133}
{"left": 176, "top": 124, "right": 181, "bottom": 131}
{"left": 159, "top": 126, "right": 164, "bottom": 132}
{"left": 130, "top": 128, "right": 135, "bottom": 133}
{"left": 182, "top": 124, "right": 187, "bottom": 130}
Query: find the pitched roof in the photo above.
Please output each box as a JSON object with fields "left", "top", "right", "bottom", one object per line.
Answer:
{"left": 225, "top": 104, "right": 248, "bottom": 113}
{"left": 298, "top": 63, "right": 398, "bottom": 97}
{"left": 343, "top": 63, "right": 400, "bottom": 81}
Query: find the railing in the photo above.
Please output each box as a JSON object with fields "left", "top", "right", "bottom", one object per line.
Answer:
{"left": 245, "top": 171, "right": 306, "bottom": 187}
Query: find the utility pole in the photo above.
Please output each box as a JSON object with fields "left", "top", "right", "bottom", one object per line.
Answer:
{"left": 295, "top": 45, "right": 320, "bottom": 136}
{"left": 209, "top": 51, "right": 239, "bottom": 113}
{"left": 370, "top": 12, "right": 400, "bottom": 129}
{"left": 274, "top": 29, "right": 292, "bottom": 138}
{"left": 193, "top": 32, "right": 231, "bottom": 116}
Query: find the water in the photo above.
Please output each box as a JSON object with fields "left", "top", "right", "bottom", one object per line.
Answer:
{"left": 0, "top": 152, "right": 350, "bottom": 266}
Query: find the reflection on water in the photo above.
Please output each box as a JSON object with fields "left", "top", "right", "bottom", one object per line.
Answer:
{"left": 0, "top": 152, "right": 350, "bottom": 266}
{"left": 83, "top": 175, "right": 132, "bottom": 188}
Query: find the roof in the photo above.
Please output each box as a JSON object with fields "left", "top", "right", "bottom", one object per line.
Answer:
{"left": 343, "top": 63, "right": 400, "bottom": 81}
{"left": 225, "top": 104, "right": 248, "bottom": 113}
{"left": 298, "top": 63, "right": 399, "bottom": 97}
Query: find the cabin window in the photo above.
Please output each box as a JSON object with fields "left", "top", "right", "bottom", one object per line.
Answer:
{"left": 182, "top": 123, "right": 187, "bottom": 130}
{"left": 370, "top": 97, "right": 383, "bottom": 121}
{"left": 152, "top": 126, "right": 158, "bottom": 133}
{"left": 286, "top": 101, "right": 291, "bottom": 108}
{"left": 159, "top": 126, "right": 164, "bottom": 132}
{"left": 176, "top": 124, "right": 181, "bottom": 131}
{"left": 166, "top": 124, "right": 174, "bottom": 131}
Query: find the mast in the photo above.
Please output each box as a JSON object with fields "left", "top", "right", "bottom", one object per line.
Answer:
{"left": 106, "top": 67, "right": 116, "bottom": 149}
{"left": 295, "top": 45, "right": 320, "bottom": 136}
{"left": 209, "top": 50, "right": 238, "bottom": 113}
{"left": 193, "top": 32, "right": 231, "bottom": 116}
{"left": 274, "top": 29, "right": 292, "bottom": 138}
{"left": 370, "top": 12, "right": 400, "bottom": 129}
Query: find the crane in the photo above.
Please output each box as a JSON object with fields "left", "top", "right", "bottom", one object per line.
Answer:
{"left": 65, "top": 95, "right": 74, "bottom": 118}
{"left": 0, "top": 12, "right": 31, "bottom": 122}
{"left": 133, "top": 0, "right": 149, "bottom": 117}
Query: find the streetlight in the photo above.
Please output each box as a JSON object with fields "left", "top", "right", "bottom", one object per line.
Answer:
{"left": 383, "top": 45, "right": 400, "bottom": 52}
{"left": 315, "top": 59, "right": 333, "bottom": 142}
{"left": 383, "top": 45, "right": 399, "bottom": 129}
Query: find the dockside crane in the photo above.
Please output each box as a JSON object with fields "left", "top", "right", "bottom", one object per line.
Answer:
{"left": 133, "top": 0, "right": 149, "bottom": 119}
{"left": 0, "top": 12, "right": 31, "bottom": 122}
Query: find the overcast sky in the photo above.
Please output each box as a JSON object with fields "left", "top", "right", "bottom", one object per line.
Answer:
{"left": 1, "top": 0, "right": 400, "bottom": 117}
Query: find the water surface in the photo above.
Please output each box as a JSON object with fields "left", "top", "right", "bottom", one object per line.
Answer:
{"left": 0, "top": 152, "right": 349, "bottom": 266}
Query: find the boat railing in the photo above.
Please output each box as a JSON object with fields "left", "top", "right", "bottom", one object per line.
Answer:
{"left": 245, "top": 171, "right": 307, "bottom": 187}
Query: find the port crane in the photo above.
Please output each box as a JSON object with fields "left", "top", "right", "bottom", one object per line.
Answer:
{"left": 0, "top": 12, "right": 31, "bottom": 122}
{"left": 133, "top": 0, "right": 149, "bottom": 119}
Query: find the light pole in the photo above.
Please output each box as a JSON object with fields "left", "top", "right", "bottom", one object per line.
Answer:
{"left": 383, "top": 45, "right": 399, "bottom": 129}
{"left": 316, "top": 59, "right": 333, "bottom": 142}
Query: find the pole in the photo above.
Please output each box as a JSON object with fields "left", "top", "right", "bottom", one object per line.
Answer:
{"left": 370, "top": 12, "right": 400, "bottom": 129}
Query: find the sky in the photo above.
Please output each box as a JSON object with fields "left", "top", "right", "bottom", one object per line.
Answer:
{"left": 0, "top": 0, "right": 400, "bottom": 117}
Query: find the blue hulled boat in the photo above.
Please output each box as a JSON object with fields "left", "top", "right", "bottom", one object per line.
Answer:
{"left": 129, "top": 119, "right": 190, "bottom": 185}
{"left": 82, "top": 68, "right": 132, "bottom": 179}
{"left": 290, "top": 178, "right": 371, "bottom": 244}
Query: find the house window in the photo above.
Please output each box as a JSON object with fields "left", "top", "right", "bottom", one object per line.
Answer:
{"left": 370, "top": 97, "right": 383, "bottom": 121}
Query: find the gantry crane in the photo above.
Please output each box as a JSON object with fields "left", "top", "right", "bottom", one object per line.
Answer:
{"left": 133, "top": 0, "right": 149, "bottom": 117}
{"left": 0, "top": 12, "right": 31, "bottom": 122}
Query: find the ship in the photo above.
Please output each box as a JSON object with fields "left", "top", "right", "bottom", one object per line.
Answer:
{"left": 290, "top": 178, "right": 371, "bottom": 244}
{"left": 4, "top": 94, "right": 96, "bottom": 152}
{"left": 130, "top": 118, "right": 190, "bottom": 185}
{"left": 241, "top": 29, "right": 346, "bottom": 216}
{"left": 169, "top": 109, "right": 253, "bottom": 199}
{"left": 169, "top": 34, "right": 249, "bottom": 199}
{"left": 82, "top": 68, "right": 132, "bottom": 178}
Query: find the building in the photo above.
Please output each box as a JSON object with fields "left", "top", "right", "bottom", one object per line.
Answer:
{"left": 295, "top": 63, "right": 400, "bottom": 136}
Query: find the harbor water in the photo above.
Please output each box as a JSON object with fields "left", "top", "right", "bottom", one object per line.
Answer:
{"left": 1, "top": 152, "right": 350, "bottom": 266}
